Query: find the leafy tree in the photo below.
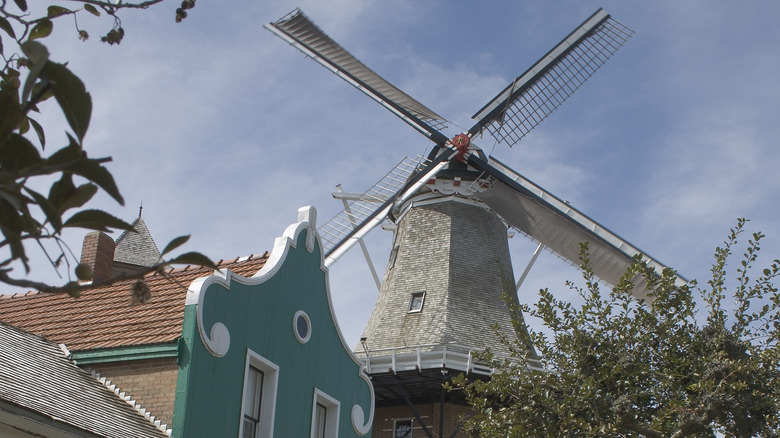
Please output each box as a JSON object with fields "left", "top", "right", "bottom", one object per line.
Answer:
{"left": 450, "top": 218, "right": 780, "bottom": 437}
{"left": 0, "top": 0, "right": 212, "bottom": 297}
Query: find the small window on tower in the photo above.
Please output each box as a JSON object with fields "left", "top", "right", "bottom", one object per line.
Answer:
{"left": 408, "top": 291, "right": 425, "bottom": 313}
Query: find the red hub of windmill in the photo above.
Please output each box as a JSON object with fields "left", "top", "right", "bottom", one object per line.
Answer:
{"left": 451, "top": 133, "right": 470, "bottom": 162}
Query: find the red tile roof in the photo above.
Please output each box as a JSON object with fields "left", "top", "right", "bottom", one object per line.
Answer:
{"left": 0, "top": 254, "right": 269, "bottom": 352}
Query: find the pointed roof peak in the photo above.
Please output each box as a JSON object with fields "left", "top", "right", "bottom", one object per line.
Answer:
{"left": 114, "top": 213, "right": 161, "bottom": 268}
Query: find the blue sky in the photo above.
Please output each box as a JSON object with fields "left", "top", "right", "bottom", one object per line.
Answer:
{"left": 9, "top": 1, "right": 780, "bottom": 346}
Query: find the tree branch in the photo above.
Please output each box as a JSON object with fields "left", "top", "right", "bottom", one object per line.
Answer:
{"left": 61, "top": 0, "right": 165, "bottom": 10}
{"left": 620, "top": 421, "right": 663, "bottom": 438}
{"left": 0, "top": 262, "right": 163, "bottom": 295}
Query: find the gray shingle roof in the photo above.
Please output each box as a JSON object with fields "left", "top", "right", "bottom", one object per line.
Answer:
{"left": 114, "top": 216, "right": 161, "bottom": 267}
{"left": 0, "top": 322, "right": 169, "bottom": 437}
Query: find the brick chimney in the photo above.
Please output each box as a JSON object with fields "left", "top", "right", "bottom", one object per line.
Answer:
{"left": 80, "top": 232, "right": 116, "bottom": 282}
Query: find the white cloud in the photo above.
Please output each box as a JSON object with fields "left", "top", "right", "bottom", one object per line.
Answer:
{"left": 5, "top": 0, "right": 780, "bottom": 346}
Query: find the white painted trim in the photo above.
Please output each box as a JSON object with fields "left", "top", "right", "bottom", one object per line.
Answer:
{"left": 185, "top": 206, "right": 319, "bottom": 358}
{"left": 238, "top": 350, "right": 279, "bottom": 438}
{"left": 183, "top": 206, "right": 375, "bottom": 433}
{"left": 293, "top": 310, "right": 312, "bottom": 344}
{"left": 253, "top": 206, "right": 319, "bottom": 282}
{"left": 187, "top": 269, "right": 231, "bottom": 357}
{"left": 310, "top": 388, "right": 340, "bottom": 438}
{"left": 395, "top": 193, "right": 489, "bottom": 224}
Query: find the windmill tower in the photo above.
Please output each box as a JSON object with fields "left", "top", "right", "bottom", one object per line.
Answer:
{"left": 267, "top": 9, "right": 672, "bottom": 437}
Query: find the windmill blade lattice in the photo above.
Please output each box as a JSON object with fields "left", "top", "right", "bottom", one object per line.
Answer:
{"left": 317, "top": 156, "right": 430, "bottom": 259}
{"left": 265, "top": 9, "right": 449, "bottom": 144}
{"left": 469, "top": 9, "right": 634, "bottom": 147}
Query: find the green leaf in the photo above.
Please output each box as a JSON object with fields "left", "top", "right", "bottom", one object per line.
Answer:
{"left": 30, "top": 79, "right": 54, "bottom": 105}
{"left": 24, "top": 187, "right": 62, "bottom": 231}
{"left": 0, "top": 16, "right": 17, "bottom": 39}
{"left": 168, "top": 251, "right": 218, "bottom": 269}
{"left": 161, "top": 235, "right": 190, "bottom": 255}
{"left": 0, "top": 89, "right": 23, "bottom": 139}
{"left": 0, "top": 133, "right": 41, "bottom": 171}
{"left": 20, "top": 40, "right": 50, "bottom": 105}
{"left": 48, "top": 173, "right": 75, "bottom": 209}
{"left": 62, "top": 183, "right": 97, "bottom": 211}
{"left": 63, "top": 209, "right": 134, "bottom": 232}
{"left": 18, "top": 115, "right": 29, "bottom": 135}
{"left": 49, "top": 178, "right": 97, "bottom": 213}
{"left": 0, "top": 198, "right": 29, "bottom": 270}
{"left": 0, "top": 186, "right": 24, "bottom": 209}
{"left": 29, "top": 19, "right": 53, "bottom": 40}
{"left": 64, "top": 156, "right": 124, "bottom": 205}
{"left": 39, "top": 62, "right": 91, "bottom": 141}
{"left": 28, "top": 117, "right": 45, "bottom": 148}
{"left": 46, "top": 138, "right": 82, "bottom": 167}
{"left": 47, "top": 6, "right": 71, "bottom": 18}
{"left": 13, "top": 0, "right": 27, "bottom": 11}
{"left": 83, "top": 4, "right": 100, "bottom": 16}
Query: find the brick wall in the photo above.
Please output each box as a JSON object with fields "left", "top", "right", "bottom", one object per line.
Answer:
{"left": 79, "top": 231, "right": 116, "bottom": 282}
{"left": 373, "top": 403, "right": 473, "bottom": 438}
{"left": 88, "top": 357, "right": 178, "bottom": 427}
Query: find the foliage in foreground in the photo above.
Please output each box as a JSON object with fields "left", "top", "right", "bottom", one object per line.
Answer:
{"left": 0, "top": 1, "right": 213, "bottom": 297}
{"left": 451, "top": 218, "right": 780, "bottom": 437}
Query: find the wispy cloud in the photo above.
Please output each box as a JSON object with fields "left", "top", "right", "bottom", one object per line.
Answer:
{"left": 6, "top": 0, "right": 779, "bottom": 347}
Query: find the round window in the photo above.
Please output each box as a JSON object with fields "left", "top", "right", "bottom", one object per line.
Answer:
{"left": 293, "top": 310, "right": 311, "bottom": 344}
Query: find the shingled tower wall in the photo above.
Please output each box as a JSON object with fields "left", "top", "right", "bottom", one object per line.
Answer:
{"left": 358, "top": 195, "right": 529, "bottom": 437}
{"left": 360, "top": 198, "right": 520, "bottom": 355}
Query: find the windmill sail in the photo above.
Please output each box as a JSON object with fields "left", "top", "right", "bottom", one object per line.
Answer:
{"left": 320, "top": 150, "right": 456, "bottom": 266}
{"left": 267, "top": 8, "right": 686, "bottom": 434}
{"left": 265, "top": 9, "right": 450, "bottom": 145}
{"left": 469, "top": 8, "right": 634, "bottom": 147}
{"left": 468, "top": 155, "right": 684, "bottom": 292}
{"left": 267, "top": 8, "right": 678, "bottom": 292}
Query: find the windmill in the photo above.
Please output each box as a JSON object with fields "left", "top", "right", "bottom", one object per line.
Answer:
{"left": 266, "top": 8, "right": 674, "bottom": 437}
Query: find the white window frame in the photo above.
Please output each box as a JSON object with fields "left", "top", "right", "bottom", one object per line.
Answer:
{"left": 310, "top": 388, "right": 340, "bottom": 438}
{"left": 408, "top": 291, "right": 425, "bottom": 313}
{"left": 293, "top": 310, "right": 312, "bottom": 344}
{"left": 238, "top": 350, "right": 279, "bottom": 438}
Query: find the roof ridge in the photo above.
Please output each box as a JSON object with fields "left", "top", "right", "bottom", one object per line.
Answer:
{"left": 0, "top": 320, "right": 50, "bottom": 342}
{"left": 89, "top": 368, "right": 173, "bottom": 436}
{"left": 145, "top": 251, "right": 271, "bottom": 277}
{"left": 0, "top": 290, "right": 49, "bottom": 300}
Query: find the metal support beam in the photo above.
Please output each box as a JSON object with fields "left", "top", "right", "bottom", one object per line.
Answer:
{"left": 448, "top": 408, "right": 474, "bottom": 438}
{"left": 336, "top": 185, "right": 382, "bottom": 290}
{"left": 516, "top": 242, "right": 544, "bottom": 292}
{"left": 395, "top": 383, "right": 435, "bottom": 438}
{"left": 439, "top": 380, "right": 445, "bottom": 438}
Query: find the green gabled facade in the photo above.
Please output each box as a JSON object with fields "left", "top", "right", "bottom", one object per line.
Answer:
{"left": 171, "top": 207, "right": 374, "bottom": 437}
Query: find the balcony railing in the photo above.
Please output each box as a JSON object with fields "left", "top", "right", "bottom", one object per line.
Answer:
{"left": 354, "top": 343, "right": 505, "bottom": 376}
